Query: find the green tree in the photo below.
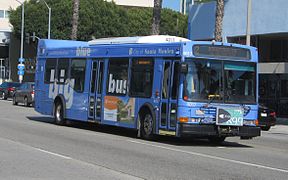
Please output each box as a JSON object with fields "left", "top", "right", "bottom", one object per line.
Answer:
{"left": 127, "top": 8, "right": 152, "bottom": 36}
{"left": 9, "top": 0, "right": 187, "bottom": 41}
{"left": 160, "top": 8, "right": 188, "bottom": 37}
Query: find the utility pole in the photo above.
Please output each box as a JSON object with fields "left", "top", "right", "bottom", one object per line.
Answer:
{"left": 246, "top": 0, "right": 252, "bottom": 46}
{"left": 16, "top": 0, "right": 25, "bottom": 83}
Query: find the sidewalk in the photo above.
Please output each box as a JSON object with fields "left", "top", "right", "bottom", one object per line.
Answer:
{"left": 276, "top": 118, "right": 288, "bottom": 125}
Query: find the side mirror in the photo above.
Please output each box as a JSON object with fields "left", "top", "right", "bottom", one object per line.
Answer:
{"left": 180, "top": 63, "right": 188, "bottom": 74}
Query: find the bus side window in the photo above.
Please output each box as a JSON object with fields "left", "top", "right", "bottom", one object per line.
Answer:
{"left": 70, "top": 59, "right": 86, "bottom": 93}
{"left": 129, "top": 58, "right": 154, "bottom": 97}
{"left": 57, "top": 59, "right": 69, "bottom": 84}
{"left": 107, "top": 58, "right": 129, "bottom": 96}
{"left": 44, "top": 58, "right": 57, "bottom": 84}
{"left": 162, "top": 62, "right": 170, "bottom": 99}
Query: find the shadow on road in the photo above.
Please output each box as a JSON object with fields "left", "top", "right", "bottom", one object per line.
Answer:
{"left": 27, "top": 116, "right": 55, "bottom": 124}
{"left": 26, "top": 116, "right": 252, "bottom": 148}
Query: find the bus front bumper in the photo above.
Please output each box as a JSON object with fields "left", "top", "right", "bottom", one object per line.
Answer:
{"left": 178, "top": 123, "right": 261, "bottom": 138}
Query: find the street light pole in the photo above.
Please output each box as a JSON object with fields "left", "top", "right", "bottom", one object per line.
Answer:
{"left": 246, "top": 0, "right": 252, "bottom": 46}
{"left": 16, "top": 0, "right": 25, "bottom": 83}
{"left": 38, "top": 0, "right": 51, "bottom": 39}
{"left": 48, "top": 6, "right": 51, "bottom": 39}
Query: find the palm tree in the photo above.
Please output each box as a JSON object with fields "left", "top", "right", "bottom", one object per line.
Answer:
{"left": 71, "top": 0, "right": 79, "bottom": 40}
{"left": 214, "top": 0, "right": 224, "bottom": 42}
{"left": 151, "top": 0, "right": 163, "bottom": 35}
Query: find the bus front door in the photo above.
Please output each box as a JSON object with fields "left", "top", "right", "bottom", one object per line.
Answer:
{"left": 159, "top": 60, "right": 180, "bottom": 136}
{"left": 88, "top": 60, "right": 104, "bottom": 122}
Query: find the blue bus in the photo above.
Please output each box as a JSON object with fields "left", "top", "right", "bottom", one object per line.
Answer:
{"left": 35, "top": 35, "right": 260, "bottom": 143}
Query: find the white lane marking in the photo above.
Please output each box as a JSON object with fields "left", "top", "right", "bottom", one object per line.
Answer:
{"left": 34, "top": 148, "right": 72, "bottom": 160}
{"left": 128, "top": 140, "right": 288, "bottom": 173}
{"left": 216, "top": 146, "right": 226, "bottom": 149}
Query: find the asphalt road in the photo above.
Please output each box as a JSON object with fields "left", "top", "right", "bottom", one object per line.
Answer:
{"left": 0, "top": 100, "right": 287, "bottom": 180}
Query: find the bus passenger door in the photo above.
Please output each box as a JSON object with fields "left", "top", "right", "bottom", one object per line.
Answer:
{"left": 159, "top": 60, "right": 180, "bottom": 135}
{"left": 88, "top": 60, "right": 104, "bottom": 121}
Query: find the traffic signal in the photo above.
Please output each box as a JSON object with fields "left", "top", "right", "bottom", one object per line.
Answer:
{"left": 25, "top": 33, "right": 30, "bottom": 44}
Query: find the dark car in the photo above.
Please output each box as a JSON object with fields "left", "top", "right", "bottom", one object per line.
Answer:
{"left": 12, "top": 82, "right": 35, "bottom": 107}
{"left": 258, "top": 104, "right": 276, "bottom": 131}
{"left": 0, "top": 82, "right": 21, "bottom": 100}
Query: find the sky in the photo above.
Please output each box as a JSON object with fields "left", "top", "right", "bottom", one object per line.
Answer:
{"left": 163, "top": 0, "right": 181, "bottom": 12}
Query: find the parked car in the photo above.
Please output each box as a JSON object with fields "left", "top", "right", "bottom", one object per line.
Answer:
{"left": 0, "top": 82, "right": 21, "bottom": 100}
{"left": 258, "top": 104, "right": 276, "bottom": 131}
{"left": 12, "top": 82, "right": 35, "bottom": 107}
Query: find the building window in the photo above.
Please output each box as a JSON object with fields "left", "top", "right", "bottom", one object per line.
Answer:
{"left": 0, "top": 10, "right": 4, "bottom": 18}
{"left": 270, "top": 40, "right": 288, "bottom": 62}
{"left": 5, "top": 11, "right": 10, "bottom": 18}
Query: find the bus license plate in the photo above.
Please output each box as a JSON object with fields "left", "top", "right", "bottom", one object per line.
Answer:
{"left": 216, "top": 107, "right": 244, "bottom": 126}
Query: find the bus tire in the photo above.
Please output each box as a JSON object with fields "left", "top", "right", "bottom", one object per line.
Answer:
{"left": 139, "top": 110, "right": 154, "bottom": 140}
{"left": 54, "top": 102, "right": 66, "bottom": 125}
{"left": 208, "top": 136, "right": 226, "bottom": 144}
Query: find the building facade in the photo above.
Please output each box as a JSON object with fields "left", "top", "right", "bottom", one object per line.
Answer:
{"left": 0, "top": 0, "right": 20, "bottom": 83}
{"left": 188, "top": 0, "right": 288, "bottom": 117}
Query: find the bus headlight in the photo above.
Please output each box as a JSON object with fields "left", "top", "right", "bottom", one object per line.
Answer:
{"left": 190, "top": 118, "right": 201, "bottom": 123}
{"left": 243, "top": 120, "right": 257, "bottom": 126}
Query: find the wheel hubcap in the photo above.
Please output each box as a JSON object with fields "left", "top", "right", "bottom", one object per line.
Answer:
{"left": 143, "top": 114, "right": 152, "bottom": 135}
{"left": 56, "top": 105, "right": 62, "bottom": 121}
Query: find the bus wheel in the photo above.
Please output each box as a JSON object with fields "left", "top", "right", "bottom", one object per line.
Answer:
{"left": 208, "top": 136, "right": 226, "bottom": 144}
{"left": 54, "top": 102, "right": 66, "bottom": 125}
{"left": 140, "top": 111, "right": 154, "bottom": 139}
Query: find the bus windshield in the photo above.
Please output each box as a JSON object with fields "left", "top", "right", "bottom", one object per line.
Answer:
{"left": 183, "top": 59, "right": 256, "bottom": 104}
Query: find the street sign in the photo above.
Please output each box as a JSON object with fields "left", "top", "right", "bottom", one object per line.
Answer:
{"left": 18, "top": 58, "right": 25, "bottom": 63}
{"left": 18, "top": 70, "right": 24, "bottom": 75}
{"left": 17, "top": 63, "right": 25, "bottom": 70}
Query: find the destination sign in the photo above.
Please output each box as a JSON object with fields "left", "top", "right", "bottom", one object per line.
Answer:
{"left": 193, "top": 45, "right": 251, "bottom": 60}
